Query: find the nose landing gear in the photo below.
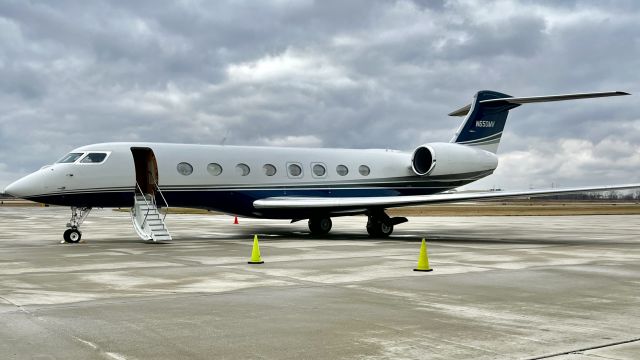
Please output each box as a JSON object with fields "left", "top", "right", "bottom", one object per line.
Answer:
{"left": 63, "top": 228, "right": 82, "bottom": 243}
{"left": 63, "top": 206, "right": 92, "bottom": 243}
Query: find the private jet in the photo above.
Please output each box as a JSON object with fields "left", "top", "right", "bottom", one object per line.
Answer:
{"left": 4, "top": 90, "right": 638, "bottom": 243}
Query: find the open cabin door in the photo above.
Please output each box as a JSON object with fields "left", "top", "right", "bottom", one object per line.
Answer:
{"left": 131, "top": 147, "right": 159, "bottom": 195}
{"left": 129, "top": 147, "right": 172, "bottom": 242}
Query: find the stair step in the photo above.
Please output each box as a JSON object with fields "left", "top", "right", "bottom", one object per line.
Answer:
{"left": 131, "top": 194, "right": 171, "bottom": 241}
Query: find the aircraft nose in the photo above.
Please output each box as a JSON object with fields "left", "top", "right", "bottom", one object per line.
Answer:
{"left": 4, "top": 172, "right": 43, "bottom": 198}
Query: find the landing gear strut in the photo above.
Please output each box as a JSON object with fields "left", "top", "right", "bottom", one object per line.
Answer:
{"left": 308, "top": 217, "right": 332, "bottom": 235}
{"left": 63, "top": 206, "right": 92, "bottom": 243}
{"left": 366, "top": 210, "right": 408, "bottom": 238}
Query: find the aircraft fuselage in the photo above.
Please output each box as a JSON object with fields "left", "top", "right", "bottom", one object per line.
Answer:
{"left": 6, "top": 142, "right": 496, "bottom": 219}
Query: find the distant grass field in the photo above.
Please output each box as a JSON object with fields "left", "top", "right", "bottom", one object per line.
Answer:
{"left": 3, "top": 198, "right": 640, "bottom": 216}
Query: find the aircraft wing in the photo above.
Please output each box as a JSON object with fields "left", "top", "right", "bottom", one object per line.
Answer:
{"left": 253, "top": 183, "right": 640, "bottom": 209}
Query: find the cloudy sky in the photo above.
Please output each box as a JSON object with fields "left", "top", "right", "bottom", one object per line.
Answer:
{"left": 1, "top": 0, "right": 638, "bottom": 190}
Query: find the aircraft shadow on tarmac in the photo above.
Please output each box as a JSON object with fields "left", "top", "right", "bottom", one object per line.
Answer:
{"left": 71, "top": 233, "right": 636, "bottom": 247}
{"left": 157, "top": 226, "right": 638, "bottom": 247}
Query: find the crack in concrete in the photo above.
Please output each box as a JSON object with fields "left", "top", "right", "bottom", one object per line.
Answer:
{"left": 528, "top": 337, "right": 640, "bottom": 359}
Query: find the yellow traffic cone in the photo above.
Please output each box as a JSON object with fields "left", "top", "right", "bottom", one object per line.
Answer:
{"left": 248, "top": 234, "right": 264, "bottom": 264}
{"left": 414, "top": 238, "right": 433, "bottom": 272}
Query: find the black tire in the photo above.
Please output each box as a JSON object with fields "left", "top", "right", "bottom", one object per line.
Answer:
{"left": 63, "top": 229, "right": 71, "bottom": 243}
{"left": 63, "top": 229, "right": 82, "bottom": 243}
{"left": 308, "top": 217, "right": 332, "bottom": 235}
{"left": 379, "top": 222, "right": 393, "bottom": 237}
{"left": 366, "top": 219, "right": 393, "bottom": 238}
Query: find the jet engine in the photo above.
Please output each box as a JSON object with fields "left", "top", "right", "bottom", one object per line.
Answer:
{"left": 411, "top": 142, "right": 498, "bottom": 176}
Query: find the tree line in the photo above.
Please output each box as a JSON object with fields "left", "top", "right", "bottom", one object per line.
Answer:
{"left": 544, "top": 190, "right": 640, "bottom": 201}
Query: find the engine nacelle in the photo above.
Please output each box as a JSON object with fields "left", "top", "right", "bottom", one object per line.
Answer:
{"left": 411, "top": 142, "right": 498, "bottom": 176}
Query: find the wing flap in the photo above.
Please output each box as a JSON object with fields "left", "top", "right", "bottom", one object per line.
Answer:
{"left": 253, "top": 183, "right": 640, "bottom": 209}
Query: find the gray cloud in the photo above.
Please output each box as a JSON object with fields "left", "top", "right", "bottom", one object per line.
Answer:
{"left": 0, "top": 0, "right": 638, "bottom": 190}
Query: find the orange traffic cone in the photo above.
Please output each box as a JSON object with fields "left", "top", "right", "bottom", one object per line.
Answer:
{"left": 233, "top": 216, "right": 239, "bottom": 224}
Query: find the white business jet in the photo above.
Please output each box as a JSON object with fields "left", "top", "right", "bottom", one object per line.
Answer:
{"left": 3, "top": 90, "right": 638, "bottom": 243}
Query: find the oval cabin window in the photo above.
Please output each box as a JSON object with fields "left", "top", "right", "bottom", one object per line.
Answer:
{"left": 207, "top": 163, "right": 223, "bottom": 176}
{"left": 336, "top": 165, "right": 348, "bottom": 176}
{"left": 312, "top": 164, "right": 326, "bottom": 177}
{"left": 359, "top": 165, "right": 370, "bottom": 176}
{"left": 288, "top": 163, "right": 302, "bottom": 177}
{"left": 235, "top": 163, "right": 250, "bottom": 176}
{"left": 177, "top": 162, "right": 193, "bottom": 176}
{"left": 263, "top": 164, "right": 277, "bottom": 176}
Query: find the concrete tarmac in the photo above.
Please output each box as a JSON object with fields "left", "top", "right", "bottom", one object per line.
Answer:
{"left": 0, "top": 207, "right": 639, "bottom": 360}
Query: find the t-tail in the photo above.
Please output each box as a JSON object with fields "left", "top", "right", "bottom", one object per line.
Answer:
{"left": 449, "top": 90, "right": 630, "bottom": 153}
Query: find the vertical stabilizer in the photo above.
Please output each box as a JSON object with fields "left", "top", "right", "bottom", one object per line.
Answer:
{"left": 448, "top": 90, "right": 628, "bottom": 153}
{"left": 450, "top": 90, "right": 519, "bottom": 153}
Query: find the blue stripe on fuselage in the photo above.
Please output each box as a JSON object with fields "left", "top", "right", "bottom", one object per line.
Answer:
{"left": 24, "top": 186, "right": 455, "bottom": 218}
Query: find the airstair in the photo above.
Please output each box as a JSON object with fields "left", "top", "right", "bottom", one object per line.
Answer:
{"left": 131, "top": 182, "right": 172, "bottom": 242}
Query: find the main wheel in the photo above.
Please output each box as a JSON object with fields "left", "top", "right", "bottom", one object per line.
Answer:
{"left": 308, "top": 217, "right": 332, "bottom": 235}
{"left": 366, "top": 219, "right": 394, "bottom": 238}
{"left": 63, "top": 229, "right": 82, "bottom": 243}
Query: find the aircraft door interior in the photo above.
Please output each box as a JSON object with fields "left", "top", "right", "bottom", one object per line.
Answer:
{"left": 131, "top": 147, "right": 159, "bottom": 195}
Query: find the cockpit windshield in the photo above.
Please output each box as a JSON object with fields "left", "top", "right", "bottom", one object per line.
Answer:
{"left": 57, "top": 152, "right": 84, "bottom": 163}
{"left": 80, "top": 153, "right": 107, "bottom": 163}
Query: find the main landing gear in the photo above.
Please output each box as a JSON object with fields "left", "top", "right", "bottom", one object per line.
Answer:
{"left": 308, "top": 217, "right": 332, "bottom": 235}
{"left": 306, "top": 211, "right": 408, "bottom": 238}
{"left": 366, "top": 210, "right": 408, "bottom": 238}
{"left": 63, "top": 206, "right": 92, "bottom": 243}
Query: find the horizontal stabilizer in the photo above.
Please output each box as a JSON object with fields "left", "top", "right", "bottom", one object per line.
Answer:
{"left": 254, "top": 183, "right": 640, "bottom": 210}
{"left": 449, "top": 91, "right": 629, "bottom": 117}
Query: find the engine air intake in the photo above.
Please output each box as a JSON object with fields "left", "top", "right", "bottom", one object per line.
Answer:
{"left": 412, "top": 146, "right": 434, "bottom": 176}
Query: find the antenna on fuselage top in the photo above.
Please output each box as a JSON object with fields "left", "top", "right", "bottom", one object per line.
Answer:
{"left": 220, "top": 129, "right": 230, "bottom": 146}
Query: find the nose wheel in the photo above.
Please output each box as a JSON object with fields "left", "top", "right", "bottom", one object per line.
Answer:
{"left": 63, "top": 228, "right": 82, "bottom": 243}
{"left": 63, "top": 206, "right": 91, "bottom": 243}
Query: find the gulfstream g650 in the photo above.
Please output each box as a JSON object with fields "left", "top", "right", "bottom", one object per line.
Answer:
{"left": 4, "top": 90, "right": 637, "bottom": 243}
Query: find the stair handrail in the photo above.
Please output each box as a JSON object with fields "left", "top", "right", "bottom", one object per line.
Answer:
{"left": 150, "top": 174, "right": 170, "bottom": 221}
{"left": 134, "top": 181, "right": 152, "bottom": 227}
